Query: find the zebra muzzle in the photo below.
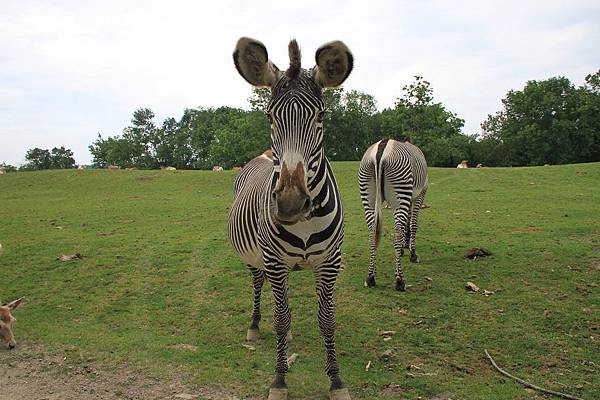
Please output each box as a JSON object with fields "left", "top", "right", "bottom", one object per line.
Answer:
{"left": 273, "top": 161, "right": 312, "bottom": 224}
{"left": 274, "top": 191, "right": 312, "bottom": 224}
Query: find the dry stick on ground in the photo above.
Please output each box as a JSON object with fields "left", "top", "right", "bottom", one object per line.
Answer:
{"left": 484, "top": 349, "right": 585, "bottom": 400}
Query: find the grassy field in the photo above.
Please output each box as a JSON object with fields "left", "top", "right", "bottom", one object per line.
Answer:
{"left": 1, "top": 162, "right": 599, "bottom": 399}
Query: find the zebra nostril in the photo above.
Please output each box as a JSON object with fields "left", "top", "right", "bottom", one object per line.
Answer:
{"left": 302, "top": 198, "right": 312, "bottom": 213}
{"left": 8, "top": 343, "right": 16, "bottom": 350}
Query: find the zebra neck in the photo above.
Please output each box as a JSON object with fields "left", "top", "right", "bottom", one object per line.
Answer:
{"left": 307, "top": 152, "right": 328, "bottom": 199}
{"left": 309, "top": 158, "right": 337, "bottom": 218}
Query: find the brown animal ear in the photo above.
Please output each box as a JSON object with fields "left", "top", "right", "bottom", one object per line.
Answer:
{"left": 313, "top": 40, "right": 353, "bottom": 88}
{"left": 6, "top": 298, "right": 24, "bottom": 310}
{"left": 233, "top": 37, "right": 281, "bottom": 87}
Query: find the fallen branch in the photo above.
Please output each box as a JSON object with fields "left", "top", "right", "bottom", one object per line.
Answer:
{"left": 484, "top": 349, "right": 584, "bottom": 400}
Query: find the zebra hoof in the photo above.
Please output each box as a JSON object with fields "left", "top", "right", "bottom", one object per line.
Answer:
{"left": 330, "top": 387, "right": 351, "bottom": 400}
{"left": 395, "top": 279, "right": 406, "bottom": 292}
{"left": 410, "top": 253, "right": 419, "bottom": 263}
{"left": 246, "top": 328, "right": 260, "bottom": 342}
{"left": 365, "top": 274, "right": 376, "bottom": 288}
{"left": 268, "top": 387, "right": 288, "bottom": 400}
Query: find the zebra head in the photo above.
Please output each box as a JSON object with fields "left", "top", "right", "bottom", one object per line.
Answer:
{"left": 234, "top": 37, "right": 353, "bottom": 224}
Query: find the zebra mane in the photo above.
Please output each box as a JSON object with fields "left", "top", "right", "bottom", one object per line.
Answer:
{"left": 286, "top": 39, "right": 301, "bottom": 80}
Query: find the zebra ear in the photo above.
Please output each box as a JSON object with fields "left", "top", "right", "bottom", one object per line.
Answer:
{"left": 313, "top": 40, "right": 353, "bottom": 88}
{"left": 233, "top": 37, "right": 281, "bottom": 88}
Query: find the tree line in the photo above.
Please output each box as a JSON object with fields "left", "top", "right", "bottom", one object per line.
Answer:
{"left": 4, "top": 71, "right": 599, "bottom": 172}
{"left": 1, "top": 147, "right": 75, "bottom": 172}
{"left": 85, "top": 77, "right": 478, "bottom": 169}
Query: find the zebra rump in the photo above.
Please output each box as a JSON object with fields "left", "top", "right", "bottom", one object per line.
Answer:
{"left": 359, "top": 138, "right": 428, "bottom": 291}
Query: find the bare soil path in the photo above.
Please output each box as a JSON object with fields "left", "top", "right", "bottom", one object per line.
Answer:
{"left": 0, "top": 343, "right": 248, "bottom": 400}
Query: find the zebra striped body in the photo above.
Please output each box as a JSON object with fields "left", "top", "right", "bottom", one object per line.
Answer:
{"left": 359, "top": 138, "right": 428, "bottom": 291}
{"left": 229, "top": 37, "right": 353, "bottom": 399}
{"left": 229, "top": 151, "right": 344, "bottom": 272}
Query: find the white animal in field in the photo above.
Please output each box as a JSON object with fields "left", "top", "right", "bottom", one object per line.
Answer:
{"left": 212, "top": 166, "right": 223, "bottom": 171}
{"left": 457, "top": 160, "right": 468, "bottom": 169}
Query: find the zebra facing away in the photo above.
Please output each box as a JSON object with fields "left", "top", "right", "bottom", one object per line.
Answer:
{"left": 359, "top": 138, "right": 428, "bottom": 291}
{"left": 229, "top": 38, "right": 353, "bottom": 400}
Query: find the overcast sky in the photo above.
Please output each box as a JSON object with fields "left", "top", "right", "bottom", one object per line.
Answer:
{"left": 1, "top": 0, "right": 599, "bottom": 166}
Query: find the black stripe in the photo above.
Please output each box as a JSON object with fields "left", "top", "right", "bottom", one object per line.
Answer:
{"left": 306, "top": 202, "right": 342, "bottom": 248}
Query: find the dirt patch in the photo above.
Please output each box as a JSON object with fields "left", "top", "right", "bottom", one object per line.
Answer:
{"left": 136, "top": 175, "right": 158, "bottom": 181}
{"left": 378, "top": 383, "right": 405, "bottom": 397}
{"left": 0, "top": 343, "right": 249, "bottom": 400}
{"left": 169, "top": 343, "right": 199, "bottom": 352}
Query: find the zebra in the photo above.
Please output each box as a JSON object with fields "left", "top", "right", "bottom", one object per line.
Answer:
{"left": 358, "top": 138, "right": 428, "bottom": 291}
{"left": 229, "top": 37, "right": 353, "bottom": 400}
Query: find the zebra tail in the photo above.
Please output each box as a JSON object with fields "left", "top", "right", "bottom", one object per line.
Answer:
{"left": 373, "top": 138, "right": 389, "bottom": 246}
{"left": 374, "top": 164, "right": 385, "bottom": 246}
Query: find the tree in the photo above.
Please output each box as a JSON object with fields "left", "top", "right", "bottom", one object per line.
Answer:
{"left": 322, "top": 88, "right": 380, "bottom": 160}
{"left": 181, "top": 107, "right": 226, "bottom": 169}
{"left": 89, "top": 106, "right": 265, "bottom": 170}
{"left": 481, "top": 75, "right": 600, "bottom": 166}
{"left": 584, "top": 69, "right": 600, "bottom": 94}
{"left": 248, "top": 88, "right": 271, "bottom": 112}
{"left": 50, "top": 146, "right": 75, "bottom": 169}
{"left": 89, "top": 134, "right": 110, "bottom": 168}
{"left": 90, "top": 108, "right": 163, "bottom": 169}
{"left": 379, "top": 76, "right": 469, "bottom": 166}
{"left": 580, "top": 70, "right": 600, "bottom": 160}
{"left": 467, "top": 136, "right": 508, "bottom": 167}
{"left": 22, "top": 146, "right": 76, "bottom": 170}
{"left": 122, "top": 108, "right": 160, "bottom": 168}
{"left": 24, "top": 148, "right": 52, "bottom": 170}
{"left": 210, "top": 109, "right": 270, "bottom": 169}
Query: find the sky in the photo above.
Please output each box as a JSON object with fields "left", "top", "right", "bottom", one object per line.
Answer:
{"left": 1, "top": 0, "right": 599, "bottom": 166}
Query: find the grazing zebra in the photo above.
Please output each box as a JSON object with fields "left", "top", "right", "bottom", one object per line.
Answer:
{"left": 229, "top": 37, "right": 353, "bottom": 400}
{"left": 359, "top": 138, "right": 428, "bottom": 291}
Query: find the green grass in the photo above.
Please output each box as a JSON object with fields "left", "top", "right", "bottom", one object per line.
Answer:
{"left": 1, "top": 163, "right": 599, "bottom": 399}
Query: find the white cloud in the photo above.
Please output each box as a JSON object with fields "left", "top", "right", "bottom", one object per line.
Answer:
{"left": 1, "top": 0, "right": 599, "bottom": 165}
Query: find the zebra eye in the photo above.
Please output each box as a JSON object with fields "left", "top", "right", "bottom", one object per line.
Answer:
{"left": 316, "top": 111, "right": 325, "bottom": 123}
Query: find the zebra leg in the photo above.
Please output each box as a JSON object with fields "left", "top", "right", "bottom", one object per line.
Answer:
{"left": 265, "top": 267, "right": 291, "bottom": 398}
{"left": 247, "top": 266, "right": 264, "bottom": 341}
{"left": 359, "top": 158, "right": 378, "bottom": 289}
{"left": 409, "top": 189, "right": 427, "bottom": 264}
{"left": 364, "top": 207, "right": 378, "bottom": 287}
{"left": 393, "top": 208, "right": 410, "bottom": 291}
{"left": 400, "top": 220, "right": 410, "bottom": 257}
{"left": 315, "top": 263, "right": 351, "bottom": 399}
